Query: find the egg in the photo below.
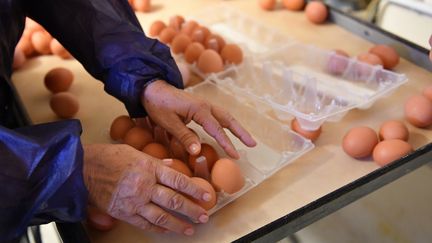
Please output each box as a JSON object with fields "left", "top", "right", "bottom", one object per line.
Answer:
{"left": 12, "top": 48, "right": 26, "bottom": 70}
{"left": 142, "top": 142, "right": 169, "bottom": 159}
{"left": 187, "top": 177, "right": 217, "bottom": 210}
{"left": 169, "top": 15, "right": 185, "bottom": 31}
{"left": 44, "top": 67, "right": 74, "bottom": 93}
{"left": 163, "top": 158, "right": 192, "bottom": 177}
{"left": 369, "top": 45, "right": 400, "bottom": 69}
{"left": 258, "top": 0, "right": 277, "bottom": 11}
{"left": 189, "top": 143, "right": 219, "bottom": 172}
{"left": 16, "top": 36, "right": 34, "bottom": 56}
{"left": 305, "top": 1, "right": 328, "bottom": 24}
{"left": 177, "top": 62, "right": 191, "bottom": 86}
{"left": 50, "top": 39, "right": 72, "bottom": 59}
{"left": 342, "top": 126, "right": 378, "bottom": 159}
{"left": 50, "top": 92, "right": 79, "bottom": 119}
{"left": 326, "top": 49, "right": 349, "bottom": 75}
{"left": 180, "top": 20, "right": 199, "bottom": 36}
{"left": 211, "top": 158, "right": 245, "bottom": 194}
{"left": 133, "top": 0, "right": 151, "bottom": 12}
{"left": 379, "top": 120, "right": 409, "bottom": 141}
{"left": 204, "top": 34, "right": 226, "bottom": 53}
{"left": 404, "top": 95, "right": 432, "bottom": 128}
{"left": 171, "top": 34, "right": 192, "bottom": 54}
{"left": 87, "top": 206, "right": 116, "bottom": 231}
{"left": 31, "top": 31, "right": 52, "bottom": 55}
{"left": 123, "top": 127, "right": 153, "bottom": 150}
{"left": 283, "top": 0, "right": 305, "bottom": 11}
{"left": 110, "top": 115, "right": 135, "bottom": 141}
{"left": 291, "top": 118, "right": 321, "bottom": 142}
{"left": 372, "top": 139, "right": 413, "bottom": 166}
{"left": 197, "top": 49, "right": 224, "bottom": 74}
{"left": 191, "top": 26, "right": 211, "bottom": 44}
{"left": 422, "top": 85, "right": 432, "bottom": 101}
{"left": 158, "top": 27, "right": 177, "bottom": 44}
{"left": 184, "top": 42, "right": 205, "bottom": 64}
{"left": 221, "top": 44, "right": 243, "bottom": 65}
{"left": 357, "top": 53, "right": 383, "bottom": 66}
{"left": 149, "top": 20, "right": 166, "bottom": 37}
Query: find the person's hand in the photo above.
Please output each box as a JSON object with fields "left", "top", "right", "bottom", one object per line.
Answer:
{"left": 141, "top": 80, "right": 256, "bottom": 159}
{"left": 83, "top": 144, "right": 211, "bottom": 235}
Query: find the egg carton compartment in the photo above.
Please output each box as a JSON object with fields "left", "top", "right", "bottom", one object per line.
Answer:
{"left": 211, "top": 43, "right": 408, "bottom": 131}
{"left": 185, "top": 81, "right": 314, "bottom": 214}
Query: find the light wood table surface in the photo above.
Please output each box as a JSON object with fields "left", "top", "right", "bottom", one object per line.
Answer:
{"left": 11, "top": 0, "right": 432, "bottom": 242}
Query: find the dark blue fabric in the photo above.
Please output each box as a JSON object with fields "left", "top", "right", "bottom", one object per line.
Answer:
{"left": 0, "top": 120, "right": 87, "bottom": 241}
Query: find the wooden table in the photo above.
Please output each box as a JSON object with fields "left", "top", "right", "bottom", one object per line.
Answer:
{"left": 11, "top": 0, "right": 432, "bottom": 242}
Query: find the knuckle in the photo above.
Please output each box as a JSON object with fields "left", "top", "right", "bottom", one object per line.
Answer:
{"left": 173, "top": 173, "right": 189, "bottom": 190}
{"left": 168, "top": 193, "right": 185, "bottom": 210}
{"left": 154, "top": 212, "right": 169, "bottom": 226}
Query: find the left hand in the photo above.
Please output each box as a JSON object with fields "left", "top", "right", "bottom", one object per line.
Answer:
{"left": 141, "top": 80, "right": 256, "bottom": 159}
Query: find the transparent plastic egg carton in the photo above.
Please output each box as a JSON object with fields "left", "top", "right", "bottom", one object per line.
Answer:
{"left": 185, "top": 81, "right": 314, "bottom": 214}
{"left": 212, "top": 43, "right": 408, "bottom": 131}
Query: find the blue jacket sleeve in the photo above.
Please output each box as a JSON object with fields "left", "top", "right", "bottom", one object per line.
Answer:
{"left": 0, "top": 120, "right": 87, "bottom": 242}
{"left": 23, "top": 0, "right": 183, "bottom": 117}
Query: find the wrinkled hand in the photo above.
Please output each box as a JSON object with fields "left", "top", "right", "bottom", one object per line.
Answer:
{"left": 83, "top": 144, "right": 211, "bottom": 235}
{"left": 141, "top": 80, "right": 256, "bottom": 159}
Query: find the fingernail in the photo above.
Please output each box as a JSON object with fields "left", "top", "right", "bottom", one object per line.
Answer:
{"left": 189, "top": 143, "right": 200, "bottom": 154}
{"left": 202, "top": 193, "right": 212, "bottom": 202}
{"left": 184, "top": 228, "right": 194, "bottom": 236}
{"left": 162, "top": 159, "right": 173, "bottom": 165}
{"left": 199, "top": 214, "right": 209, "bottom": 223}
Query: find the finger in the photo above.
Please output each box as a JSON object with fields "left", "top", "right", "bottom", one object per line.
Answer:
{"left": 155, "top": 165, "right": 212, "bottom": 202}
{"left": 212, "top": 106, "right": 257, "bottom": 147}
{"left": 150, "top": 184, "right": 208, "bottom": 223}
{"left": 193, "top": 109, "right": 239, "bottom": 159}
{"left": 122, "top": 214, "right": 166, "bottom": 233}
{"left": 137, "top": 203, "right": 195, "bottom": 236}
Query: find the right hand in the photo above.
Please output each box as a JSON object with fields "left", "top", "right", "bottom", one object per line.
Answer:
{"left": 83, "top": 144, "right": 211, "bottom": 235}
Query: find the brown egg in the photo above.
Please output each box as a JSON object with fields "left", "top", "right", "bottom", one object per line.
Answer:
{"left": 220, "top": 44, "right": 243, "bottom": 65}
{"left": 44, "top": 67, "right": 74, "bottom": 93}
{"left": 342, "top": 126, "right": 378, "bottom": 159}
{"left": 404, "top": 95, "right": 432, "bottom": 128}
{"left": 110, "top": 115, "right": 135, "bottom": 141}
{"left": 422, "top": 85, "right": 432, "bottom": 101}
{"left": 373, "top": 139, "right": 413, "bottom": 166}
{"left": 379, "top": 120, "right": 409, "bottom": 141}
{"left": 163, "top": 159, "right": 193, "bottom": 177}
{"left": 259, "top": 0, "right": 277, "bottom": 11}
{"left": 31, "top": 31, "right": 52, "bottom": 55}
{"left": 149, "top": 20, "right": 166, "bottom": 37}
{"left": 184, "top": 42, "right": 205, "bottom": 64}
{"left": 133, "top": 0, "right": 151, "bottom": 12}
{"left": 327, "top": 49, "right": 349, "bottom": 75}
{"left": 87, "top": 206, "right": 116, "bottom": 231}
{"left": 123, "top": 127, "right": 153, "bottom": 150}
{"left": 12, "top": 48, "right": 26, "bottom": 70}
{"left": 187, "top": 177, "right": 217, "bottom": 210}
{"left": 169, "top": 15, "right": 185, "bottom": 31}
{"left": 291, "top": 118, "right": 321, "bottom": 142}
{"left": 305, "top": 1, "right": 328, "bottom": 24}
{"left": 283, "top": 0, "right": 305, "bottom": 10}
{"left": 204, "top": 35, "right": 226, "bottom": 53}
{"left": 189, "top": 143, "right": 219, "bottom": 172}
{"left": 16, "top": 37, "right": 34, "bottom": 56}
{"left": 171, "top": 34, "right": 192, "bottom": 54}
{"left": 369, "top": 45, "right": 400, "bottom": 69}
{"left": 197, "top": 49, "right": 224, "bottom": 74}
{"left": 158, "top": 27, "right": 177, "bottom": 44}
{"left": 180, "top": 20, "right": 199, "bottom": 36}
{"left": 191, "top": 26, "right": 211, "bottom": 44}
{"left": 357, "top": 53, "right": 383, "bottom": 66}
{"left": 142, "top": 142, "right": 169, "bottom": 159}
{"left": 211, "top": 158, "right": 245, "bottom": 194}
{"left": 177, "top": 62, "right": 191, "bottom": 86}
{"left": 50, "top": 92, "right": 79, "bottom": 119}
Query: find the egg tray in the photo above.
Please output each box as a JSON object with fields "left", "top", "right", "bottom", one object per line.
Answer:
{"left": 211, "top": 43, "right": 408, "bottom": 131}
{"left": 185, "top": 81, "right": 314, "bottom": 215}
